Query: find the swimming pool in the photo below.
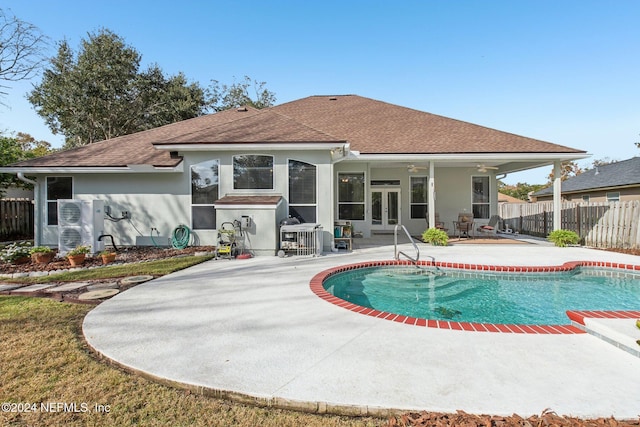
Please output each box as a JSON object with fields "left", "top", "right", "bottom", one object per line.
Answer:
{"left": 312, "top": 260, "right": 640, "bottom": 330}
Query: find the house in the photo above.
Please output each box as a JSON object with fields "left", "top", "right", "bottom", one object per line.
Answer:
{"left": 0, "top": 95, "right": 588, "bottom": 254}
{"left": 532, "top": 157, "right": 640, "bottom": 203}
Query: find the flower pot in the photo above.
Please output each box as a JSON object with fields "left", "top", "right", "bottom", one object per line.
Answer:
{"left": 101, "top": 253, "right": 116, "bottom": 265}
{"left": 68, "top": 254, "right": 86, "bottom": 267}
{"left": 32, "top": 252, "right": 54, "bottom": 265}
{"left": 13, "top": 256, "right": 30, "bottom": 265}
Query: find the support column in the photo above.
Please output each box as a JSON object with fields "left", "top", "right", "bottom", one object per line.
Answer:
{"left": 428, "top": 161, "right": 436, "bottom": 228}
{"left": 553, "top": 160, "right": 562, "bottom": 231}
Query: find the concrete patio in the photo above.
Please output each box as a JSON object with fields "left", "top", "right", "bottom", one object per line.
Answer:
{"left": 83, "top": 239, "right": 640, "bottom": 419}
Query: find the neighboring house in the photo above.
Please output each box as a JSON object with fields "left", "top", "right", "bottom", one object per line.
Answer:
{"left": 498, "top": 192, "right": 525, "bottom": 204}
{"left": 0, "top": 95, "right": 588, "bottom": 254}
{"left": 532, "top": 157, "right": 640, "bottom": 203}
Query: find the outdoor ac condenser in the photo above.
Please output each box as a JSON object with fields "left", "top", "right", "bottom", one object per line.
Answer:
{"left": 58, "top": 199, "right": 105, "bottom": 254}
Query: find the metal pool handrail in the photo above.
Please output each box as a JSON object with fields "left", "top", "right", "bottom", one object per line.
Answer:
{"left": 394, "top": 224, "right": 420, "bottom": 264}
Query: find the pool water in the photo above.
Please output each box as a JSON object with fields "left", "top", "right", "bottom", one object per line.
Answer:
{"left": 323, "top": 266, "right": 640, "bottom": 325}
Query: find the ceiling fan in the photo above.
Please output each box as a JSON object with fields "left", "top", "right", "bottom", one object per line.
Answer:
{"left": 407, "top": 164, "right": 428, "bottom": 173}
{"left": 476, "top": 164, "right": 499, "bottom": 173}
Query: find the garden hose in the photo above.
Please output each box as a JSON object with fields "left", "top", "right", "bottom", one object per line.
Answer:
{"left": 171, "top": 224, "right": 191, "bottom": 249}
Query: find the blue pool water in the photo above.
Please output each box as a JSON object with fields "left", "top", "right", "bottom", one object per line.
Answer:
{"left": 323, "top": 266, "right": 640, "bottom": 325}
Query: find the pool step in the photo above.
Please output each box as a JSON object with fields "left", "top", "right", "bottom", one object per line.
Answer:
{"left": 567, "top": 311, "right": 640, "bottom": 358}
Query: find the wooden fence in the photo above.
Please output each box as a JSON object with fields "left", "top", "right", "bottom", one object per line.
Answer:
{"left": 0, "top": 199, "right": 34, "bottom": 241}
{"left": 498, "top": 200, "right": 640, "bottom": 249}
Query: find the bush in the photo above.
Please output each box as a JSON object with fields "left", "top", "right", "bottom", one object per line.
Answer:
{"left": 547, "top": 229, "right": 580, "bottom": 247}
{"left": 422, "top": 228, "right": 449, "bottom": 246}
{"left": 67, "top": 245, "right": 91, "bottom": 256}
{"left": 30, "top": 246, "right": 53, "bottom": 254}
{"left": 0, "top": 241, "right": 33, "bottom": 263}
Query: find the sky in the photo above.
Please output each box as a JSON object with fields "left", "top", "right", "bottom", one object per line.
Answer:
{"left": 1, "top": 0, "right": 638, "bottom": 185}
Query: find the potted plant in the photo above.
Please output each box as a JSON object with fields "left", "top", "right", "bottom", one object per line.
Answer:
{"left": 422, "top": 228, "right": 449, "bottom": 246}
{"left": 67, "top": 245, "right": 90, "bottom": 267}
{"left": 0, "top": 242, "right": 33, "bottom": 265}
{"left": 30, "top": 246, "right": 54, "bottom": 264}
{"left": 100, "top": 250, "right": 116, "bottom": 265}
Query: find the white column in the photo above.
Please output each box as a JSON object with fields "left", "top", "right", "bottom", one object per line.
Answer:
{"left": 428, "top": 161, "right": 436, "bottom": 228}
{"left": 553, "top": 160, "right": 562, "bottom": 231}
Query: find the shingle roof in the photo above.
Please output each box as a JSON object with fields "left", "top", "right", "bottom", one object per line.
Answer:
{"left": 273, "top": 95, "right": 584, "bottom": 154}
{"left": 534, "top": 157, "right": 640, "bottom": 196}
{"left": 8, "top": 94, "right": 585, "bottom": 169}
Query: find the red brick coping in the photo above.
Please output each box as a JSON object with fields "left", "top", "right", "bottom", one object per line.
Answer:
{"left": 309, "top": 260, "right": 640, "bottom": 334}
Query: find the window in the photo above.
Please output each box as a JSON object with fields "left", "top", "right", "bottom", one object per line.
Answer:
{"left": 191, "top": 159, "right": 219, "bottom": 229}
{"left": 606, "top": 192, "right": 620, "bottom": 202}
{"left": 582, "top": 195, "right": 590, "bottom": 202}
{"left": 338, "top": 172, "right": 365, "bottom": 220}
{"left": 46, "top": 177, "right": 73, "bottom": 225}
{"left": 288, "top": 160, "right": 316, "bottom": 222}
{"left": 472, "top": 176, "right": 490, "bottom": 219}
{"left": 410, "top": 176, "right": 428, "bottom": 219}
{"left": 233, "top": 155, "right": 273, "bottom": 189}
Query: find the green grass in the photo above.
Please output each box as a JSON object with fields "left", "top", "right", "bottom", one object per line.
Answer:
{"left": 0, "top": 296, "right": 383, "bottom": 427}
{"left": 8, "top": 255, "right": 214, "bottom": 284}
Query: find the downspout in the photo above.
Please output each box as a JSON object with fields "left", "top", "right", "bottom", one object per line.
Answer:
{"left": 17, "top": 173, "right": 41, "bottom": 246}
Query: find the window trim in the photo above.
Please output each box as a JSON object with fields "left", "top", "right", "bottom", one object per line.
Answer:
{"left": 606, "top": 191, "right": 620, "bottom": 202}
{"left": 471, "top": 175, "right": 490, "bottom": 219}
{"left": 190, "top": 159, "right": 220, "bottom": 230}
{"left": 409, "top": 175, "right": 428, "bottom": 219}
{"left": 46, "top": 176, "right": 73, "bottom": 226}
{"left": 232, "top": 154, "right": 274, "bottom": 191}
{"left": 337, "top": 171, "right": 365, "bottom": 221}
{"left": 287, "top": 158, "right": 317, "bottom": 223}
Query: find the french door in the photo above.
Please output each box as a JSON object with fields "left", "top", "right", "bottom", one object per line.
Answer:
{"left": 371, "top": 189, "right": 401, "bottom": 230}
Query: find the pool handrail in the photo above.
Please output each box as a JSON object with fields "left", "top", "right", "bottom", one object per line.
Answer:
{"left": 394, "top": 224, "right": 420, "bottom": 264}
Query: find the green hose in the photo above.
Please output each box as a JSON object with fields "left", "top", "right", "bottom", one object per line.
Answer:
{"left": 171, "top": 224, "right": 191, "bottom": 249}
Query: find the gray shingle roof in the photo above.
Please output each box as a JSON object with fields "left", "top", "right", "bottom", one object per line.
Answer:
{"left": 534, "top": 157, "right": 640, "bottom": 196}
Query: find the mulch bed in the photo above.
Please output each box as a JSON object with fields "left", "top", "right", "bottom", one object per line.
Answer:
{"left": 0, "top": 246, "right": 215, "bottom": 276}
{"left": 387, "top": 409, "right": 640, "bottom": 426}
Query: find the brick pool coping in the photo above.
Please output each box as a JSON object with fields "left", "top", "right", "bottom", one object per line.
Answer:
{"left": 309, "top": 260, "right": 640, "bottom": 335}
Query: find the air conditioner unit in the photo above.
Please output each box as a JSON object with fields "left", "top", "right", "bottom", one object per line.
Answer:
{"left": 58, "top": 199, "right": 105, "bottom": 255}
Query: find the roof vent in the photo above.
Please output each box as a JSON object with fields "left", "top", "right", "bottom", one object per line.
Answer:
{"left": 328, "top": 97, "right": 337, "bottom": 101}
{"left": 237, "top": 107, "right": 248, "bottom": 112}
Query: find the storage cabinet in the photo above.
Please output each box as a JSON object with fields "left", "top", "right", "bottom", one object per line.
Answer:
{"left": 333, "top": 221, "right": 352, "bottom": 251}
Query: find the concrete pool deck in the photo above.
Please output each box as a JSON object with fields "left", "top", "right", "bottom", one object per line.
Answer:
{"left": 83, "top": 241, "right": 640, "bottom": 419}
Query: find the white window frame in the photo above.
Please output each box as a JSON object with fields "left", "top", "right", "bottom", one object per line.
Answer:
{"left": 232, "top": 154, "right": 274, "bottom": 191}
{"left": 337, "top": 172, "right": 365, "bottom": 221}
{"left": 410, "top": 176, "right": 428, "bottom": 219}
{"left": 46, "top": 176, "right": 73, "bottom": 226}
{"left": 471, "top": 176, "right": 490, "bottom": 219}
{"left": 191, "top": 159, "right": 219, "bottom": 230}
{"left": 288, "top": 158, "right": 317, "bottom": 223}
{"left": 606, "top": 191, "right": 620, "bottom": 202}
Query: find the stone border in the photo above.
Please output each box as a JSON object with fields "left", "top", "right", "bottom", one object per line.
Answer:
{"left": 310, "top": 260, "right": 640, "bottom": 334}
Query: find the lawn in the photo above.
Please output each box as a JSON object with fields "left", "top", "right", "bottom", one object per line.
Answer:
{"left": 0, "top": 296, "right": 383, "bottom": 427}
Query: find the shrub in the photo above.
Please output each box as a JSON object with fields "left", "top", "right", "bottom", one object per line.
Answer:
{"left": 67, "top": 245, "right": 91, "bottom": 256}
{"left": 30, "top": 246, "right": 53, "bottom": 254}
{"left": 422, "top": 228, "right": 449, "bottom": 246}
{"left": 547, "top": 229, "right": 580, "bottom": 247}
{"left": 0, "top": 241, "right": 33, "bottom": 263}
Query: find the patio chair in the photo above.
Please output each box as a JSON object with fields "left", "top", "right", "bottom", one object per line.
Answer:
{"left": 426, "top": 212, "right": 447, "bottom": 232}
{"left": 476, "top": 215, "right": 500, "bottom": 238}
{"left": 453, "top": 212, "right": 474, "bottom": 239}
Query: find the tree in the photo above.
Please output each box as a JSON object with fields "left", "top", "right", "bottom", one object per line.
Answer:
{"left": 0, "top": 132, "right": 52, "bottom": 197}
{"left": 0, "top": 8, "right": 47, "bottom": 99}
{"left": 497, "top": 181, "right": 545, "bottom": 201}
{"left": 547, "top": 161, "right": 582, "bottom": 182}
{"left": 28, "top": 29, "right": 208, "bottom": 148}
{"left": 208, "top": 75, "right": 276, "bottom": 112}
